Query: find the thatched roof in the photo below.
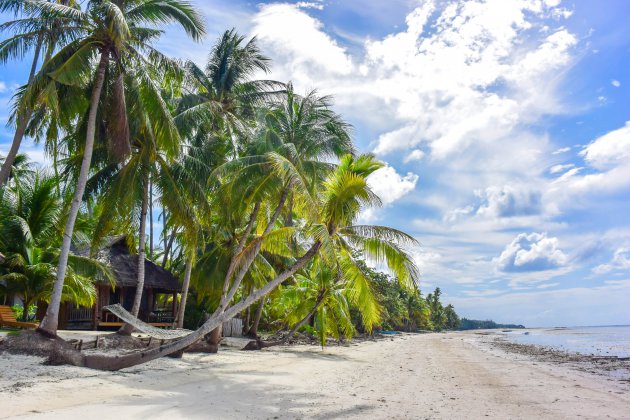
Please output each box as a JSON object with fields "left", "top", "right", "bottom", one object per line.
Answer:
{"left": 85, "top": 236, "right": 181, "bottom": 292}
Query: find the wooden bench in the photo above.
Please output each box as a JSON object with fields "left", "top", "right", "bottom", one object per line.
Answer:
{"left": 0, "top": 305, "right": 39, "bottom": 329}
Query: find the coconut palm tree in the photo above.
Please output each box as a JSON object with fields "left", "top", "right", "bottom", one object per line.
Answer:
{"left": 25, "top": 0, "right": 206, "bottom": 336}
{"left": 278, "top": 258, "right": 374, "bottom": 346}
{"left": 0, "top": 0, "right": 80, "bottom": 188}
{"left": 176, "top": 28, "right": 282, "bottom": 157}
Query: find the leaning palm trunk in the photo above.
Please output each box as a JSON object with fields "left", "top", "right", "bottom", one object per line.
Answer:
{"left": 0, "top": 37, "right": 43, "bottom": 188}
{"left": 81, "top": 241, "right": 322, "bottom": 370}
{"left": 119, "top": 171, "right": 149, "bottom": 335}
{"left": 38, "top": 51, "right": 110, "bottom": 336}
{"left": 176, "top": 258, "right": 193, "bottom": 329}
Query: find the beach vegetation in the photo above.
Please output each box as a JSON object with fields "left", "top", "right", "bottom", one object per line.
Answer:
{"left": 0, "top": 0, "right": 462, "bottom": 370}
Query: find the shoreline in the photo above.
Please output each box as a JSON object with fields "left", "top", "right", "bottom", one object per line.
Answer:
{"left": 1, "top": 331, "right": 629, "bottom": 419}
{"left": 465, "top": 330, "right": 630, "bottom": 391}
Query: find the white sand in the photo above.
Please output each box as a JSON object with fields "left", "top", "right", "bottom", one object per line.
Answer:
{"left": 1, "top": 332, "right": 628, "bottom": 419}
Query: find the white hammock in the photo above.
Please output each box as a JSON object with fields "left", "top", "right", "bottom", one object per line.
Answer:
{"left": 103, "top": 304, "right": 192, "bottom": 340}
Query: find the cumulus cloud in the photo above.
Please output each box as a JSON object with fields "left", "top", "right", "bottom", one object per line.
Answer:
{"left": 367, "top": 164, "right": 418, "bottom": 206}
{"left": 360, "top": 164, "right": 418, "bottom": 222}
{"left": 611, "top": 79, "right": 621, "bottom": 87}
{"left": 476, "top": 185, "right": 542, "bottom": 218}
{"left": 495, "top": 232, "right": 567, "bottom": 272}
{"left": 0, "top": 81, "right": 6, "bottom": 93}
{"left": 251, "top": 3, "right": 352, "bottom": 79}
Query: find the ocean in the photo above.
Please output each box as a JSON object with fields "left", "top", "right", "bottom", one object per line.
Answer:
{"left": 502, "top": 325, "right": 630, "bottom": 358}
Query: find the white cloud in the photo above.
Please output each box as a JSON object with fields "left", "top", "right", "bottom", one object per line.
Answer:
{"left": 296, "top": 1, "right": 324, "bottom": 10}
{"left": 580, "top": 121, "right": 630, "bottom": 170}
{"left": 549, "top": 163, "right": 574, "bottom": 174}
{"left": 403, "top": 149, "right": 425, "bottom": 163}
{"left": 360, "top": 164, "right": 418, "bottom": 223}
{"left": 495, "top": 232, "right": 567, "bottom": 272}
{"left": 476, "top": 185, "right": 542, "bottom": 218}
{"left": 0, "top": 81, "right": 6, "bottom": 93}
{"left": 367, "top": 164, "right": 418, "bottom": 206}
{"left": 251, "top": 3, "right": 352, "bottom": 79}
{"left": 611, "top": 79, "right": 621, "bottom": 87}
{"left": 449, "top": 280, "right": 630, "bottom": 327}
{"left": 593, "top": 247, "right": 630, "bottom": 274}
{"left": 552, "top": 146, "right": 571, "bottom": 154}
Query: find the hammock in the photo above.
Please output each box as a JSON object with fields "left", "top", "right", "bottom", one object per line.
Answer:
{"left": 103, "top": 304, "right": 192, "bottom": 340}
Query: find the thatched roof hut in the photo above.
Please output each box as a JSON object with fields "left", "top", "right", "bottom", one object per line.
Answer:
{"left": 79, "top": 236, "right": 180, "bottom": 292}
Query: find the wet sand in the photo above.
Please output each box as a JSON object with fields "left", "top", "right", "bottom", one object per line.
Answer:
{"left": 0, "top": 332, "right": 628, "bottom": 419}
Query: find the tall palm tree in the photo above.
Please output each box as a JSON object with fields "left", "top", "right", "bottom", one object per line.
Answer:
{"left": 82, "top": 154, "right": 419, "bottom": 370}
{"left": 176, "top": 28, "right": 282, "bottom": 156}
{"left": 28, "top": 0, "right": 205, "bottom": 337}
{"left": 0, "top": 0, "right": 78, "bottom": 188}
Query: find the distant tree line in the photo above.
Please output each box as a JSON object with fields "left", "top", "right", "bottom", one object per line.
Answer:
{"left": 458, "top": 319, "right": 525, "bottom": 330}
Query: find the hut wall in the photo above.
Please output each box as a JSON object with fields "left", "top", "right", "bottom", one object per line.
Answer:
{"left": 222, "top": 318, "right": 243, "bottom": 337}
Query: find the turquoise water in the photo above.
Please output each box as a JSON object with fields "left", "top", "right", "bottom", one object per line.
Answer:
{"left": 503, "top": 325, "right": 630, "bottom": 358}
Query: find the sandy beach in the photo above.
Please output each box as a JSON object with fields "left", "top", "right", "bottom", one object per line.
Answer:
{"left": 1, "top": 332, "right": 628, "bottom": 419}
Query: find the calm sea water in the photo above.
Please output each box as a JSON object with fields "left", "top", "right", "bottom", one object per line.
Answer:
{"left": 503, "top": 325, "right": 630, "bottom": 358}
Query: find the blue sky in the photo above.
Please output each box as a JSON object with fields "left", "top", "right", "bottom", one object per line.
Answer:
{"left": 2, "top": 0, "right": 630, "bottom": 327}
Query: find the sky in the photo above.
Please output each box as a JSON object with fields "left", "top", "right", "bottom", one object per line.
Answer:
{"left": 1, "top": 0, "right": 630, "bottom": 327}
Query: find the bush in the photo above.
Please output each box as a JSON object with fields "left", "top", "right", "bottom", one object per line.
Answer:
{"left": 10, "top": 304, "right": 37, "bottom": 321}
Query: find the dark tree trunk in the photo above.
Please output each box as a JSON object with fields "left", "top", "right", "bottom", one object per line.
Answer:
{"left": 119, "top": 171, "right": 149, "bottom": 335}
{"left": 247, "top": 297, "right": 265, "bottom": 338}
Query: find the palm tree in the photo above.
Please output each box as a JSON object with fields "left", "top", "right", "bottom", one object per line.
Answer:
{"left": 26, "top": 0, "right": 206, "bottom": 336}
{"left": 0, "top": 0, "right": 78, "bottom": 188}
{"left": 277, "top": 258, "right": 374, "bottom": 346}
{"left": 176, "top": 28, "right": 282, "bottom": 156}
{"left": 81, "top": 154, "right": 419, "bottom": 370}
{"left": 0, "top": 171, "right": 113, "bottom": 320}
{"left": 205, "top": 86, "right": 356, "bottom": 341}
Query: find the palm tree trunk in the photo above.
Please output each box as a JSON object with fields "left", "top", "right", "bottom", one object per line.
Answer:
{"left": 161, "top": 230, "right": 175, "bottom": 269}
{"left": 119, "top": 170, "right": 149, "bottom": 335}
{"left": 0, "top": 36, "right": 43, "bottom": 188}
{"left": 37, "top": 51, "right": 110, "bottom": 337}
{"left": 82, "top": 241, "right": 322, "bottom": 370}
{"left": 247, "top": 297, "right": 266, "bottom": 338}
{"left": 149, "top": 179, "right": 153, "bottom": 259}
{"left": 176, "top": 258, "right": 193, "bottom": 329}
